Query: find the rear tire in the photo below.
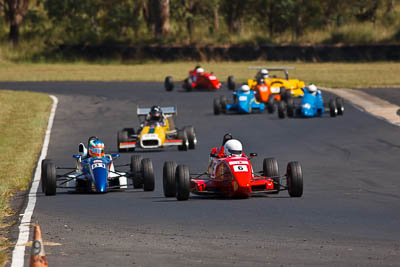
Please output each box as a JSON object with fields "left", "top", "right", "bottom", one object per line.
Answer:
{"left": 287, "top": 98, "right": 295, "bottom": 117}
{"left": 267, "top": 95, "right": 276, "bottom": 114}
{"left": 142, "top": 159, "right": 155, "bottom": 191}
{"left": 43, "top": 161, "right": 56, "bottom": 196}
{"left": 287, "top": 161, "right": 303, "bottom": 197}
{"left": 177, "top": 130, "right": 189, "bottom": 151}
{"left": 176, "top": 165, "right": 190, "bottom": 201}
{"left": 185, "top": 78, "right": 193, "bottom": 91}
{"left": 41, "top": 159, "right": 52, "bottom": 193}
{"left": 163, "top": 161, "right": 177, "bottom": 197}
{"left": 263, "top": 158, "right": 280, "bottom": 193}
{"left": 184, "top": 126, "right": 196, "bottom": 150}
{"left": 213, "top": 98, "right": 221, "bottom": 115}
{"left": 117, "top": 130, "right": 130, "bottom": 152}
{"left": 278, "top": 101, "right": 286, "bottom": 119}
{"left": 165, "top": 76, "right": 174, "bottom": 91}
{"left": 220, "top": 96, "right": 227, "bottom": 113}
{"left": 336, "top": 97, "right": 344, "bottom": 115}
{"left": 329, "top": 99, "right": 337, "bottom": 117}
{"left": 227, "top": 76, "right": 235, "bottom": 90}
{"left": 131, "top": 155, "right": 143, "bottom": 188}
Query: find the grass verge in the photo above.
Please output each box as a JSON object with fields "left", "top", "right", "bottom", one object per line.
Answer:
{"left": 0, "top": 90, "right": 52, "bottom": 266}
{"left": 0, "top": 61, "right": 399, "bottom": 88}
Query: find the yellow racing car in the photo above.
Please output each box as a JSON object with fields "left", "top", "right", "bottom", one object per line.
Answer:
{"left": 117, "top": 106, "right": 196, "bottom": 152}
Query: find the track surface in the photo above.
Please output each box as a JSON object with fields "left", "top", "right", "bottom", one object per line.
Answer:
{"left": 359, "top": 87, "right": 400, "bottom": 106}
{"left": 3, "top": 82, "right": 400, "bottom": 266}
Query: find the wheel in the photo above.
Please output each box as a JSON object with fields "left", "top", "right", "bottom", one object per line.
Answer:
{"left": 336, "top": 97, "right": 344, "bottom": 115}
{"left": 227, "top": 75, "right": 235, "bottom": 90}
{"left": 267, "top": 95, "right": 276, "bottom": 114}
{"left": 163, "top": 161, "right": 177, "bottom": 197}
{"left": 131, "top": 155, "right": 143, "bottom": 188}
{"left": 184, "top": 125, "right": 196, "bottom": 150}
{"left": 284, "top": 90, "right": 292, "bottom": 102}
{"left": 329, "top": 99, "right": 337, "bottom": 117}
{"left": 141, "top": 158, "right": 155, "bottom": 191}
{"left": 286, "top": 161, "right": 303, "bottom": 197}
{"left": 164, "top": 76, "right": 174, "bottom": 91}
{"left": 263, "top": 158, "right": 280, "bottom": 193}
{"left": 43, "top": 161, "right": 56, "bottom": 196}
{"left": 213, "top": 98, "right": 221, "bottom": 115}
{"left": 220, "top": 96, "right": 227, "bottom": 113}
{"left": 176, "top": 165, "right": 190, "bottom": 201}
{"left": 279, "top": 87, "right": 286, "bottom": 101}
{"left": 41, "top": 159, "right": 52, "bottom": 193}
{"left": 277, "top": 101, "right": 286, "bottom": 119}
{"left": 123, "top": 128, "right": 135, "bottom": 136}
{"left": 287, "top": 98, "right": 295, "bottom": 117}
{"left": 185, "top": 78, "right": 193, "bottom": 91}
{"left": 177, "top": 130, "right": 189, "bottom": 151}
{"left": 117, "top": 130, "right": 130, "bottom": 152}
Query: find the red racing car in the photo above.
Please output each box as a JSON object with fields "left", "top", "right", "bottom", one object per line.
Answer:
{"left": 164, "top": 66, "right": 222, "bottom": 92}
{"left": 162, "top": 135, "right": 303, "bottom": 200}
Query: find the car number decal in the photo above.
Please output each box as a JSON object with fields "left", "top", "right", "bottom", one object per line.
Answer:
{"left": 239, "top": 96, "right": 247, "bottom": 101}
{"left": 271, "top": 87, "right": 280, "bottom": 93}
{"left": 209, "top": 75, "right": 216, "bottom": 80}
{"left": 260, "top": 86, "right": 268, "bottom": 92}
{"left": 233, "top": 165, "right": 248, "bottom": 172}
{"left": 91, "top": 163, "right": 106, "bottom": 169}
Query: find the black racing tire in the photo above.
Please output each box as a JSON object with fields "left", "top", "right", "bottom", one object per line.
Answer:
{"left": 131, "top": 155, "right": 143, "bottom": 188}
{"left": 164, "top": 76, "right": 174, "bottom": 91}
{"left": 43, "top": 161, "right": 56, "bottom": 196}
{"left": 184, "top": 125, "right": 196, "bottom": 150}
{"left": 41, "top": 159, "right": 52, "bottom": 193}
{"left": 163, "top": 161, "right": 177, "bottom": 197}
{"left": 287, "top": 161, "right": 303, "bottom": 197}
{"left": 117, "top": 130, "right": 130, "bottom": 152}
{"left": 329, "top": 99, "right": 337, "bottom": 117}
{"left": 142, "top": 158, "right": 155, "bottom": 191}
{"left": 123, "top": 128, "right": 135, "bottom": 136}
{"left": 176, "top": 165, "right": 190, "bottom": 201}
{"left": 336, "top": 97, "right": 344, "bottom": 115}
{"left": 213, "top": 98, "right": 221, "bottom": 115}
{"left": 177, "top": 130, "right": 189, "bottom": 151}
{"left": 185, "top": 78, "right": 193, "bottom": 91}
{"left": 220, "top": 95, "right": 227, "bottom": 113}
{"left": 287, "top": 98, "right": 295, "bottom": 117}
{"left": 227, "top": 75, "right": 235, "bottom": 90}
{"left": 263, "top": 158, "right": 280, "bottom": 193}
{"left": 267, "top": 95, "right": 276, "bottom": 114}
{"left": 278, "top": 101, "right": 286, "bottom": 119}
{"left": 284, "top": 90, "right": 292, "bottom": 102}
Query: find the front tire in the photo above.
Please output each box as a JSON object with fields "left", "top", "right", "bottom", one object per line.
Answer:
{"left": 185, "top": 78, "right": 193, "bottom": 91}
{"left": 287, "top": 161, "right": 303, "bottom": 197}
{"left": 131, "top": 155, "right": 143, "bottom": 188}
{"left": 176, "top": 165, "right": 190, "bottom": 201}
{"left": 213, "top": 98, "right": 221, "bottom": 115}
{"left": 263, "top": 158, "right": 280, "bottom": 193}
{"left": 117, "top": 130, "right": 130, "bottom": 152}
{"left": 336, "top": 97, "right": 344, "bottom": 115}
{"left": 267, "top": 95, "right": 276, "bottom": 114}
{"left": 165, "top": 76, "right": 174, "bottom": 91}
{"left": 43, "top": 160, "right": 56, "bottom": 196}
{"left": 278, "top": 101, "right": 286, "bottom": 119}
{"left": 184, "top": 126, "right": 196, "bottom": 149}
{"left": 287, "top": 98, "right": 295, "bottom": 117}
{"left": 142, "top": 159, "right": 155, "bottom": 191}
{"left": 163, "top": 161, "right": 177, "bottom": 197}
{"left": 227, "top": 76, "right": 235, "bottom": 90}
{"left": 177, "top": 130, "right": 189, "bottom": 151}
{"left": 329, "top": 99, "right": 338, "bottom": 117}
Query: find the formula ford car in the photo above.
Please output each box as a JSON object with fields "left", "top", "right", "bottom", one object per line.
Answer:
{"left": 162, "top": 136, "right": 303, "bottom": 201}
{"left": 213, "top": 86, "right": 265, "bottom": 115}
{"left": 277, "top": 87, "right": 344, "bottom": 119}
{"left": 117, "top": 106, "right": 196, "bottom": 151}
{"left": 165, "top": 66, "right": 222, "bottom": 92}
{"left": 41, "top": 137, "right": 155, "bottom": 195}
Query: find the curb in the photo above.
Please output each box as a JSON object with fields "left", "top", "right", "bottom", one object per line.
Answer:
{"left": 322, "top": 87, "right": 400, "bottom": 127}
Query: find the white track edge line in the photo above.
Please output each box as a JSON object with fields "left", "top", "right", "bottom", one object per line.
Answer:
{"left": 10, "top": 95, "right": 58, "bottom": 267}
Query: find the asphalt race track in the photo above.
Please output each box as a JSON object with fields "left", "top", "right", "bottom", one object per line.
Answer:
{"left": 3, "top": 82, "right": 400, "bottom": 266}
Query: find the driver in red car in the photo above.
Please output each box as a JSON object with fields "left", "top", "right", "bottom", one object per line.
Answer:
{"left": 210, "top": 133, "right": 239, "bottom": 158}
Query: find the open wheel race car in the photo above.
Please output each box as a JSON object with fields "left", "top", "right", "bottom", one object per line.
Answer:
{"left": 165, "top": 66, "right": 222, "bottom": 92}
{"left": 41, "top": 137, "right": 155, "bottom": 195}
{"left": 162, "top": 138, "right": 303, "bottom": 201}
{"left": 117, "top": 106, "right": 197, "bottom": 152}
{"left": 277, "top": 87, "right": 344, "bottom": 119}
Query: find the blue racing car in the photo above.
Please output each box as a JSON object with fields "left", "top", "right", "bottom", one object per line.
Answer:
{"left": 277, "top": 84, "right": 344, "bottom": 119}
{"left": 41, "top": 136, "right": 155, "bottom": 195}
{"left": 214, "top": 84, "right": 265, "bottom": 115}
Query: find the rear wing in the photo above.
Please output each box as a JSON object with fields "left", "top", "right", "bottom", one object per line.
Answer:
{"left": 248, "top": 67, "right": 294, "bottom": 80}
{"left": 137, "top": 106, "right": 177, "bottom": 117}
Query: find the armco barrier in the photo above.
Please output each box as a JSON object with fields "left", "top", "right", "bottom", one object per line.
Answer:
{"left": 58, "top": 44, "right": 400, "bottom": 62}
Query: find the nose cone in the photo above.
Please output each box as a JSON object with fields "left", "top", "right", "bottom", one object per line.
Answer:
{"left": 92, "top": 167, "right": 108, "bottom": 193}
{"left": 302, "top": 107, "right": 314, "bottom": 117}
{"left": 238, "top": 101, "right": 250, "bottom": 113}
{"left": 233, "top": 172, "right": 251, "bottom": 197}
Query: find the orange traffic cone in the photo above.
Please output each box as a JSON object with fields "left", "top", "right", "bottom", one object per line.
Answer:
{"left": 30, "top": 225, "right": 49, "bottom": 267}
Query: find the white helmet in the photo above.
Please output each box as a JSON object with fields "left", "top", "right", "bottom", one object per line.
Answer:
{"left": 307, "top": 84, "right": 317, "bottom": 93}
{"left": 224, "top": 139, "right": 243, "bottom": 157}
{"left": 260, "top": 69, "right": 269, "bottom": 78}
{"left": 240, "top": 84, "right": 250, "bottom": 92}
{"left": 197, "top": 67, "right": 204, "bottom": 73}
